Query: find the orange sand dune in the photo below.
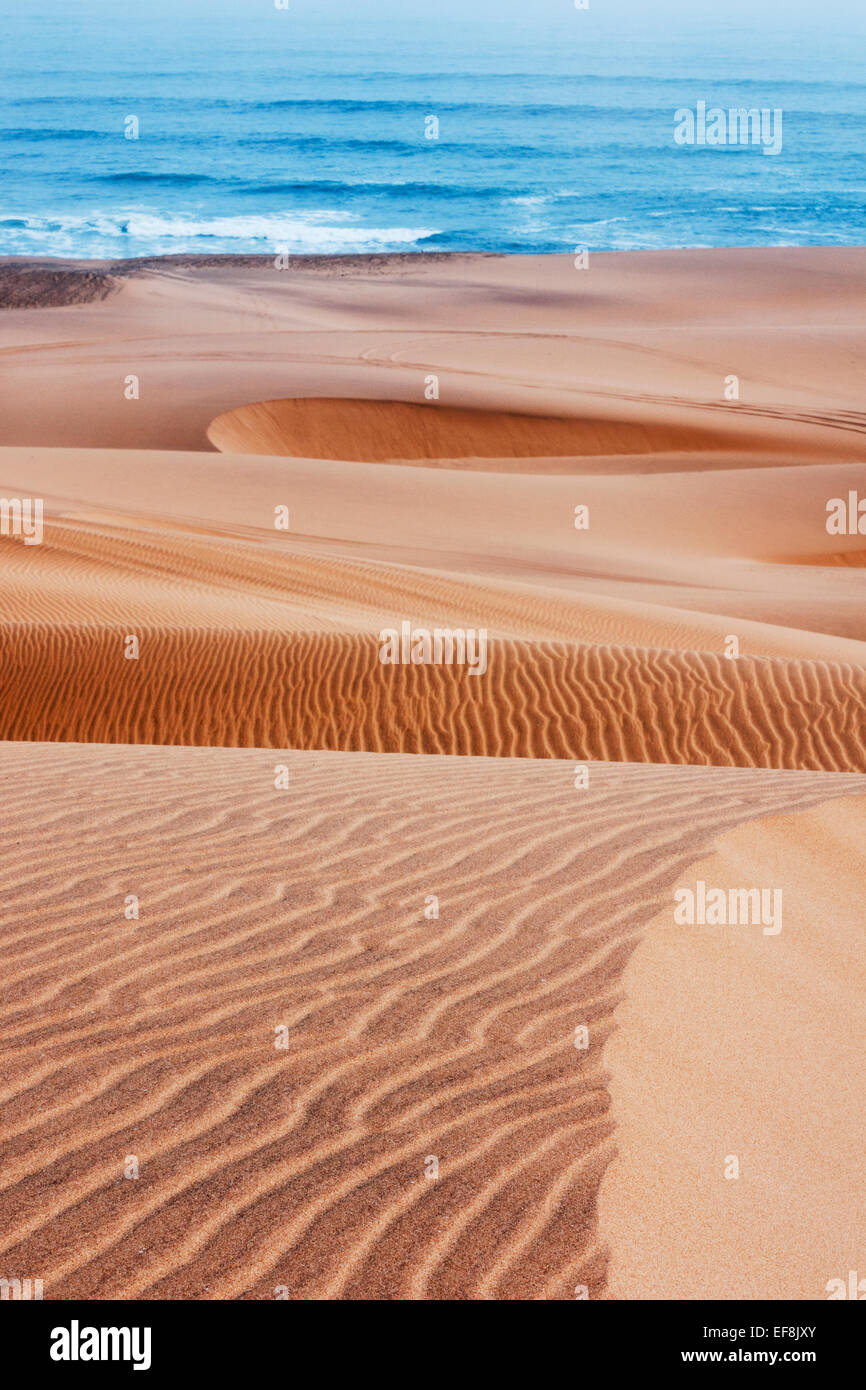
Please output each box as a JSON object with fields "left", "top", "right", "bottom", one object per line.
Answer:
{"left": 1, "top": 625, "right": 865, "bottom": 772}
{"left": 4, "top": 452, "right": 866, "bottom": 667}
{"left": 0, "top": 741, "right": 861, "bottom": 1300}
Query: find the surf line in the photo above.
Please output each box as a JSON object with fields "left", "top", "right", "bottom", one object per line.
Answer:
{"left": 378, "top": 621, "right": 488, "bottom": 676}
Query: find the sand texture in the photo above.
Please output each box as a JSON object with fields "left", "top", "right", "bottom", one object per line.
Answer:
{"left": 0, "top": 248, "right": 863, "bottom": 1299}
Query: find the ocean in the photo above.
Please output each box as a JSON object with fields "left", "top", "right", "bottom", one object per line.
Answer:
{"left": 0, "top": 0, "right": 864, "bottom": 259}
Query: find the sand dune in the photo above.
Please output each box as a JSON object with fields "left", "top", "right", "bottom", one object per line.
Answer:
{"left": 1, "top": 625, "right": 865, "bottom": 771}
{"left": 0, "top": 742, "right": 861, "bottom": 1300}
{"left": 0, "top": 249, "right": 864, "bottom": 1300}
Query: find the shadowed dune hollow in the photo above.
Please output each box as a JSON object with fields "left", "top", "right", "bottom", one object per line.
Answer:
{"left": 206, "top": 396, "right": 736, "bottom": 467}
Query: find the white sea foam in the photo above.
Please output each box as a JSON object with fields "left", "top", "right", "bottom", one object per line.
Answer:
{"left": 0, "top": 210, "right": 439, "bottom": 257}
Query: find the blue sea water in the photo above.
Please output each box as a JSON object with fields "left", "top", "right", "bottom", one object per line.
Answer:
{"left": 0, "top": 0, "right": 864, "bottom": 259}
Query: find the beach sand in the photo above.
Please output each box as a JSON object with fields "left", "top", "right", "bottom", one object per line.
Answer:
{"left": 0, "top": 248, "right": 863, "bottom": 1298}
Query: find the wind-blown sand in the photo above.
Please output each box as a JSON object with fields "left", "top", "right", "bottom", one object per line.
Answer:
{"left": 0, "top": 249, "right": 863, "bottom": 1298}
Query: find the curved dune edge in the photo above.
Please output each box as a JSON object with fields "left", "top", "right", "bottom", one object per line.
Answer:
{"left": 206, "top": 396, "right": 749, "bottom": 467}
{"left": 0, "top": 742, "right": 861, "bottom": 1300}
{"left": 596, "top": 793, "right": 866, "bottom": 1300}
{"left": 1, "top": 626, "right": 865, "bottom": 772}
{"left": 776, "top": 550, "right": 866, "bottom": 568}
